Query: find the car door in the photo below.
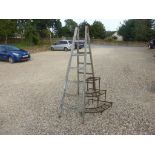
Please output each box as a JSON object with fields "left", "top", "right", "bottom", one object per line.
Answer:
{"left": 153, "top": 40, "right": 155, "bottom": 48}
{"left": 58, "top": 41, "right": 65, "bottom": 50}
{"left": 0, "top": 46, "right": 8, "bottom": 60}
{"left": 54, "top": 41, "right": 61, "bottom": 50}
{"left": 60, "top": 41, "right": 68, "bottom": 50}
{"left": 58, "top": 41, "right": 64, "bottom": 50}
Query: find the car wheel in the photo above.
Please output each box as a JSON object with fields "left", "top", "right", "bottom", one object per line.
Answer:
{"left": 51, "top": 47, "right": 54, "bottom": 51}
{"left": 64, "top": 47, "right": 68, "bottom": 52}
{"left": 149, "top": 45, "right": 151, "bottom": 49}
{"left": 9, "top": 57, "right": 14, "bottom": 63}
{"left": 149, "top": 44, "right": 153, "bottom": 49}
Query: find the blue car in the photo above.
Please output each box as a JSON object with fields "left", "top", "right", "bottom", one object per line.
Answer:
{"left": 0, "top": 45, "right": 31, "bottom": 63}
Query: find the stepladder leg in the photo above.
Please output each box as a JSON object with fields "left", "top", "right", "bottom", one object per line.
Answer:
{"left": 80, "top": 110, "right": 85, "bottom": 124}
{"left": 58, "top": 99, "right": 64, "bottom": 118}
{"left": 58, "top": 107, "right": 62, "bottom": 118}
{"left": 105, "top": 90, "right": 107, "bottom": 101}
{"left": 81, "top": 112, "right": 85, "bottom": 124}
{"left": 80, "top": 95, "right": 86, "bottom": 124}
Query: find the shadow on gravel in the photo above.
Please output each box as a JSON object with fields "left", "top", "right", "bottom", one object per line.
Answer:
{"left": 150, "top": 81, "right": 155, "bottom": 92}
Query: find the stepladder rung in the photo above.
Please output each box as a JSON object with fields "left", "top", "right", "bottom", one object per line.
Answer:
{"left": 78, "top": 62, "right": 92, "bottom": 65}
{"left": 68, "top": 80, "right": 84, "bottom": 84}
{"left": 72, "top": 52, "right": 90, "bottom": 56}
{"left": 72, "top": 53, "right": 84, "bottom": 56}
{"left": 78, "top": 52, "right": 91, "bottom": 54}
{"left": 78, "top": 72, "right": 93, "bottom": 75}
{"left": 65, "top": 93, "right": 84, "bottom": 97}
{"left": 70, "top": 66, "right": 84, "bottom": 70}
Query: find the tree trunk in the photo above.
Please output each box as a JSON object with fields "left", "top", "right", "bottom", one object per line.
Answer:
{"left": 47, "top": 27, "right": 52, "bottom": 44}
{"left": 49, "top": 32, "right": 52, "bottom": 44}
{"left": 5, "top": 34, "right": 8, "bottom": 44}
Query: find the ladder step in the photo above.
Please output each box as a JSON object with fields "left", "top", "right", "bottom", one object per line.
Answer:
{"left": 72, "top": 52, "right": 90, "bottom": 56}
{"left": 72, "top": 53, "right": 84, "bottom": 56}
{"left": 78, "top": 72, "right": 93, "bottom": 75}
{"left": 78, "top": 52, "right": 90, "bottom": 54}
{"left": 78, "top": 62, "right": 92, "bottom": 65}
{"left": 70, "top": 66, "right": 84, "bottom": 70}
{"left": 65, "top": 93, "right": 83, "bottom": 96}
{"left": 72, "top": 54, "right": 84, "bottom": 56}
{"left": 68, "top": 80, "right": 84, "bottom": 84}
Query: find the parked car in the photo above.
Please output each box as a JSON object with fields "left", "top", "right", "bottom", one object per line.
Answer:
{"left": 51, "top": 40, "right": 85, "bottom": 51}
{"left": 0, "top": 45, "right": 31, "bottom": 63}
{"left": 75, "top": 40, "right": 85, "bottom": 49}
{"left": 148, "top": 39, "right": 155, "bottom": 49}
{"left": 51, "top": 40, "right": 73, "bottom": 51}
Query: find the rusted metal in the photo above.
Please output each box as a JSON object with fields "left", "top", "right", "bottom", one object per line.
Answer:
{"left": 85, "top": 76, "right": 112, "bottom": 113}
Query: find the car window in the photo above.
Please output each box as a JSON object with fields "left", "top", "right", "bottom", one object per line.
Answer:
{"left": 59, "top": 41, "right": 67, "bottom": 44}
{"left": 64, "top": 41, "right": 68, "bottom": 44}
{"left": 59, "top": 41, "right": 63, "bottom": 44}
{"left": 58, "top": 41, "right": 62, "bottom": 44}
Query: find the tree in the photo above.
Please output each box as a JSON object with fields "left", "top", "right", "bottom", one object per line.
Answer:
{"left": 24, "top": 20, "right": 40, "bottom": 45}
{"left": 0, "top": 19, "right": 17, "bottom": 43}
{"left": 79, "top": 20, "right": 90, "bottom": 38}
{"left": 51, "top": 19, "right": 62, "bottom": 37}
{"left": 105, "top": 31, "right": 115, "bottom": 38}
{"left": 62, "top": 19, "right": 78, "bottom": 37}
{"left": 33, "top": 19, "right": 53, "bottom": 38}
{"left": 134, "top": 19, "right": 154, "bottom": 41}
{"left": 90, "top": 21, "right": 106, "bottom": 39}
{"left": 118, "top": 19, "right": 155, "bottom": 41}
{"left": 61, "top": 26, "right": 70, "bottom": 37}
{"left": 118, "top": 20, "right": 135, "bottom": 41}
{"left": 17, "top": 19, "right": 27, "bottom": 39}
{"left": 17, "top": 19, "right": 53, "bottom": 44}
{"left": 152, "top": 20, "right": 155, "bottom": 29}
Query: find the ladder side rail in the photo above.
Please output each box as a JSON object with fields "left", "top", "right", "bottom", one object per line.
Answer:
{"left": 87, "top": 27, "right": 95, "bottom": 78}
{"left": 77, "top": 27, "right": 80, "bottom": 95}
{"left": 59, "top": 27, "right": 78, "bottom": 115}
{"left": 62, "top": 27, "right": 78, "bottom": 94}
{"left": 87, "top": 27, "right": 96, "bottom": 90}
{"left": 81, "top": 26, "right": 88, "bottom": 123}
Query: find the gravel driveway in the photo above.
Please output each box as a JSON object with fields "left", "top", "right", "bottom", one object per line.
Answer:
{"left": 0, "top": 45, "right": 155, "bottom": 134}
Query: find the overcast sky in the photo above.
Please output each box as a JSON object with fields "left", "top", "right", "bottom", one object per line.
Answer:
{"left": 61, "top": 19, "right": 125, "bottom": 31}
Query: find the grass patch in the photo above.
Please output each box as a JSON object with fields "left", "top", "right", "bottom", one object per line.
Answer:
{"left": 5, "top": 38, "right": 60, "bottom": 53}
{"left": 91, "top": 39, "right": 148, "bottom": 47}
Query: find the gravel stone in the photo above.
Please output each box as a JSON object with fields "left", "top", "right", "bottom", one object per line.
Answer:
{"left": 0, "top": 46, "right": 155, "bottom": 134}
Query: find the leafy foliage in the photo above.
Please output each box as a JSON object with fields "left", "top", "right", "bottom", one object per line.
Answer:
{"left": 0, "top": 19, "right": 17, "bottom": 43}
{"left": 16, "top": 19, "right": 54, "bottom": 45}
{"left": 62, "top": 19, "right": 78, "bottom": 37}
{"left": 90, "top": 21, "right": 106, "bottom": 39}
{"left": 118, "top": 19, "right": 155, "bottom": 41}
{"left": 1, "top": 19, "right": 155, "bottom": 46}
{"left": 79, "top": 20, "right": 90, "bottom": 38}
{"left": 34, "top": 19, "right": 53, "bottom": 38}
{"left": 105, "top": 31, "right": 116, "bottom": 38}
{"left": 51, "top": 19, "right": 62, "bottom": 37}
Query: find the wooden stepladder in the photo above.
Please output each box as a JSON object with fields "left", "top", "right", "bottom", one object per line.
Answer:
{"left": 59, "top": 26, "right": 112, "bottom": 123}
